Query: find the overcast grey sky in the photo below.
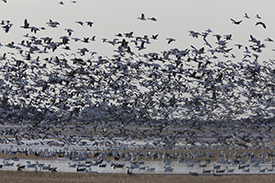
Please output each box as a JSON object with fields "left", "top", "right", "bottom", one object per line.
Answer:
{"left": 1, "top": 0, "right": 275, "bottom": 60}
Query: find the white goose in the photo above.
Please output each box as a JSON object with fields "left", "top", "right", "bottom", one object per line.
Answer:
{"left": 163, "top": 165, "right": 173, "bottom": 172}
{"left": 225, "top": 166, "right": 234, "bottom": 173}
{"left": 146, "top": 166, "right": 155, "bottom": 172}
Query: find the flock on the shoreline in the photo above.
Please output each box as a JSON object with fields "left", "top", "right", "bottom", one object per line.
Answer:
{"left": 1, "top": 144, "right": 275, "bottom": 174}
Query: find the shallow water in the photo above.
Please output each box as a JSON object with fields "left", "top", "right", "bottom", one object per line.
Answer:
{"left": 1, "top": 157, "right": 275, "bottom": 175}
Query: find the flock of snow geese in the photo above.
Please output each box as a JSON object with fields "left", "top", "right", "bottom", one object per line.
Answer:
{"left": 1, "top": 1, "right": 275, "bottom": 175}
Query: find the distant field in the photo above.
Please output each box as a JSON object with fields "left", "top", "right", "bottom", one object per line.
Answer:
{"left": 1, "top": 171, "right": 275, "bottom": 183}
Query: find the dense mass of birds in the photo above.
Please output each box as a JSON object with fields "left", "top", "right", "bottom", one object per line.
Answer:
{"left": 0, "top": 1, "right": 275, "bottom": 159}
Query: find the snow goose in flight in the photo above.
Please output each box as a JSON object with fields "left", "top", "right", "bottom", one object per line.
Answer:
{"left": 71, "top": 37, "right": 81, "bottom": 42}
{"left": 224, "top": 34, "right": 232, "bottom": 40}
{"left": 230, "top": 18, "right": 242, "bottom": 25}
{"left": 249, "top": 35, "right": 258, "bottom": 43}
{"left": 30, "top": 26, "right": 39, "bottom": 34}
{"left": 20, "top": 19, "right": 30, "bottom": 29}
{"left": 201, "top": 31, "right": 209, "bottom": 39}
{"left": 243, "top": 46, "right": 250, "bottom": 53}
{"left": 86, "top": 21, "right": 93, "bottom": 27}
{"left": 166, "top": 38, "right": 175, "bottom": 44}
{"left": 47, "top": 19, "right": 60, "bottom": 28}
{"left": 244, "top": 13, "right": 250, "bottom": 19}
{"left": 265, "top": 37, "right": 273, "bottom": 42}
{"left": 255, "top": 21, "right": 266, "bottom": 29}
{"left": 130, "top": 39, "right": 138, "bottom": 45}
{"left": 60, "top": 36, "right": 70, "bottom": 44}
{"left": 255, "top": 14, "right": 261, "bottom": 19}
{"left": 137, "top": 41, "right": 146, "bottom": 51}
{"left": 115, "top": 33, "right": 123, "bottom": 37}
{"left": 234, "top": 44, "right": 243, "bottom": 49}
{"left": 213, "top": 34, "right": 222, "bottom": 41}
{"left": 205, "top": 28, "right": 212, "bottom": 33}
{"left": 203, "top": 38, "right": 212, "bottom": 48}
{"left": 2, "top": 24, "right": 12, "bottom": 33}
{"left": 83, "top": 37, "right": 89, "bottom": 43}
{"left": 78, "top": 48, "right": 89, "bottom": 55}
{"left": 189, "top": 30, "right": 200, "bottom": 38}
{"left": 75, "top": 21, "right": 84, "bottom": 26}
{"left": 124, "top": 31, "right": 134, "bottom": 38}
{"left": 138, "top": 13, "right": 146, "bottom": 20}
{"left": 148, "top": 17, "right": 157, "bottom": 21}
{"left": 151, "top": 34, "right": 158, "bottom": 40}
{"left": 65, "top": 28, "right": 74, "bottom": 36}
{"left": 106, "top": 38, "right": 118, "bottom": 45}
{"left": 90, "top": 35, "right": 96, "bottom": 41}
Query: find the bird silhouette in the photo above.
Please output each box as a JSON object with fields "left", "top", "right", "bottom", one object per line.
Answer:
{"left": 230, "top": 18, "right": 242, "bottom": 25}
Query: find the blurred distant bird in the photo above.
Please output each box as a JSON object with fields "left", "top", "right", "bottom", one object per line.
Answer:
{"left": 205, "top": 28, "right": 212, "bottom": 33}
{"left": 86, "top": 21, "right": 93, "bottom": 27}
{"left": 26, "top": 53, "right": 31, "bottom": 60}
{"left": 148, "top": 17, "right": 157, "bottom": 21}
{"left": 235, "top": 44, "right": 243, "bottom": 49}
{"left": 2, "top": 0, "right": 7, "bottom": 3}
{"left": 115, "top": 33, "right": 123, "bottom": 37}
{"left": 224, "top": 34, "right": 232, "bottom": 40}
{"left": 2, "top": 23, "right": 12, "bottom": 33}
{"left": 244, "top": 13, "right": 250, "bottom": 19}
{"left": 230, "top": 18, "right": 242, "bottom": 25}
{"left": 265, "top": 37, "right": 273, "bottom": 42}
{"left": 90, "top": 36, "right": 96, "bottom": 41}
{"left": 249, "top": 35, "right": 257, "bottom": 43}
{"left": 255, "top": 14, "right": 261, "bottom": 19}
{"left": 30, "top": 26, "right": 39, "bottom": 34}
{"left": 20, "top": 19, "right": 30, "bottom": 29}
{"left": 65, "top": 28, "right": 74, "bottom": 36}
{"left": 124, "top": 31, "right": 133, "bottom": 38}
{"left": 189, "top": 30, "right": 200, "bottom": 38}
{"left": 47, "top": 19, "right": 60, "bottom": 27}
{"left": 60, "top": 36, "right": 70, "bottom": 44}
{"left": 138, "top": 13, "right": 146, "bottom": 20}
{"left": 137, "top": 41, "right": 146, "bottom": 50}
{"left": 58, "top": 1, "right": 64, "bottom": 5}
{"left": 151, "top": 34, "right": 159, "bottom": 40}
{"left": 75, "top": 21, "right": 84, "bottom": 26}
{"left": 255, "top": 22, "right": 266, "bottom": 29}
{"left": 166, "top": 38, "right": 175, "bottom": 44}
{"left": 83, "top": 37, "right": 89, "bottom": 43}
